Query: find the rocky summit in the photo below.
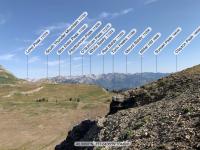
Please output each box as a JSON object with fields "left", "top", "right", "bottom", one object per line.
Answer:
{"left": 55, "top": 65, "right": 200, "bottom": 150}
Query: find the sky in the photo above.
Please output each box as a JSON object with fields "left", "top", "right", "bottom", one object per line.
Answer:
{"left": 0, "top": 0, "right": 200, "bottom": 79}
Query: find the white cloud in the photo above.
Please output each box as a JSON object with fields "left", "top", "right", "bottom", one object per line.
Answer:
{"left": 98, "top": 8, "right": 134, "bottom": 20}
{"left": 73, "top": 56, "right": 82, "bottom": 61}
{"left": 38, "top": 8, "right": 133, "bottom": 34}
{"left": 99, "top": 12, "right": 110, "bottom": 19}
{"left": 29, "top": 56, "right": 40, "bottom": 63}
{"left": 73, "top": 64, "right": 81, "bottom": 68}
{"left": 144, "top": 0, "right": 158, "bottom": 5}
{"left": 47, "top": 60, "right": 65, "bottom": 66}
{"left": 0, "top": 54, "right": 15, "bottom": 60}
{"left": 8, "top": 46, "right": 25, "bottom": 54}
{"left": 127, "top": 61, "right": 135, "bottom": 65}
{"left": 37, "top": 22, "right": 70, "bottom": 34}
{"left": 121, "top": 8, "right": 134, "bottom": 15}
{"left": 15, "top": 38, "right": 33, "bottom": 44}
{"left": 0, "top": 14, "right": 6, "bottom": 25}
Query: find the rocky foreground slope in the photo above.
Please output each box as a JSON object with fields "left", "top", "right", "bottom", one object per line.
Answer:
{"left": 55, "top": 65, "right": 200, "bottom": 150}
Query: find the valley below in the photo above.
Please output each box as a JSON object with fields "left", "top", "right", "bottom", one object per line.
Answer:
{"left": 0, "top": 81, "right": 112, "bottom": 150}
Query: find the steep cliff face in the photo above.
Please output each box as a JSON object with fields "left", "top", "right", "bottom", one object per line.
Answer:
{"left": 56, "top": 65, "right": 200, "bottom": 150}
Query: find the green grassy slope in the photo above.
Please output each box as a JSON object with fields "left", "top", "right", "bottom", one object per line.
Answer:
{"left": 0, "top": 82, "right": 113, "bottom": 150}
{"left": 0, "top": 65, "right": 18, "bottom": 84}
{"left": 0, "top": 65, "right": 113, "bottom": 149}
{"left": 0, "top": 82, "right": 112, "bottom": 113}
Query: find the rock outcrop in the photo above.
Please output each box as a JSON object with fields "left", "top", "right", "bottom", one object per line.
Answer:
{"left": 55, "top": 120, "right": 97, "bottom": 150}
{"left": 56, "top": 65, "right": 200, "bottom": 150}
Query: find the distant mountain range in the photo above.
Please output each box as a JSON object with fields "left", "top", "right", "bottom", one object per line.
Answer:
{"left": 49, "top": 73, "right": 169, "bottom": 91}
{"left": 0, "top": 65, "right": 168, "bottom": 90}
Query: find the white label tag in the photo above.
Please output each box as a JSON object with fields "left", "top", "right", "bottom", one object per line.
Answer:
{"left": 25, "top": 30, "right": 50, "bottom": 55}
{"left": 57, "top": 24, "right": 88, "bottom": 55}
{"left": 45, "top": 12, "right": 88, "bottom": 55}
{"left": 88, "top": 28, "right": 115, "bottom": 55}
{"left": 154, "top": 27, "right": 182, "bottom": 55}
{"left": 124, "top": 27, "right": 152, "bottom": 55}
{"left": 139, "top": 32, "right": 161, "bottom": 55}
{"left": 174, "top": 26, "right": 200, "bottom": 55}
{"left": 100, "top": 30, "right": 125, "bottom": 55}
{"left": 68, "top": 21, "right": 102, "bottom": 55}
{"left": 80, "top": 23, "right": 112, "bottom": 55}
{"left": 111, "top": 28, "right": 136, "bottom": 55}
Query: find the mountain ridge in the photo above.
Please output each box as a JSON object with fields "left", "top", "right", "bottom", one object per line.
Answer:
{"left": 47, "top": 72, "right": 169, "bottom": 91}
{"left": 0, "top": 64, "right": 168, "bottom": 91}
{"left": 0, "top": 65, "right": 19, "bottom": 84}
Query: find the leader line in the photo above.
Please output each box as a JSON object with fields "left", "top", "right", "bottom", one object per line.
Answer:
{"left": 25, "top": 30, "right": 50, "bottom": 79}
{"left": 88, "top": 28, "right": 115, "bottom": 74}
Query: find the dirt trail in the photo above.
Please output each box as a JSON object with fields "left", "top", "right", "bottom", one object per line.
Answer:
{"left": 21, "top": 87, "right": 43, "bottom": 94}
{"left": 2, "top": 86, "right": 43, "bottom": 98}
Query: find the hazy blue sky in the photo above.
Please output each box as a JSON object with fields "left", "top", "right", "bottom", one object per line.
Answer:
{"left": 0, "top": 0, "right": 200, "bottom": 79}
